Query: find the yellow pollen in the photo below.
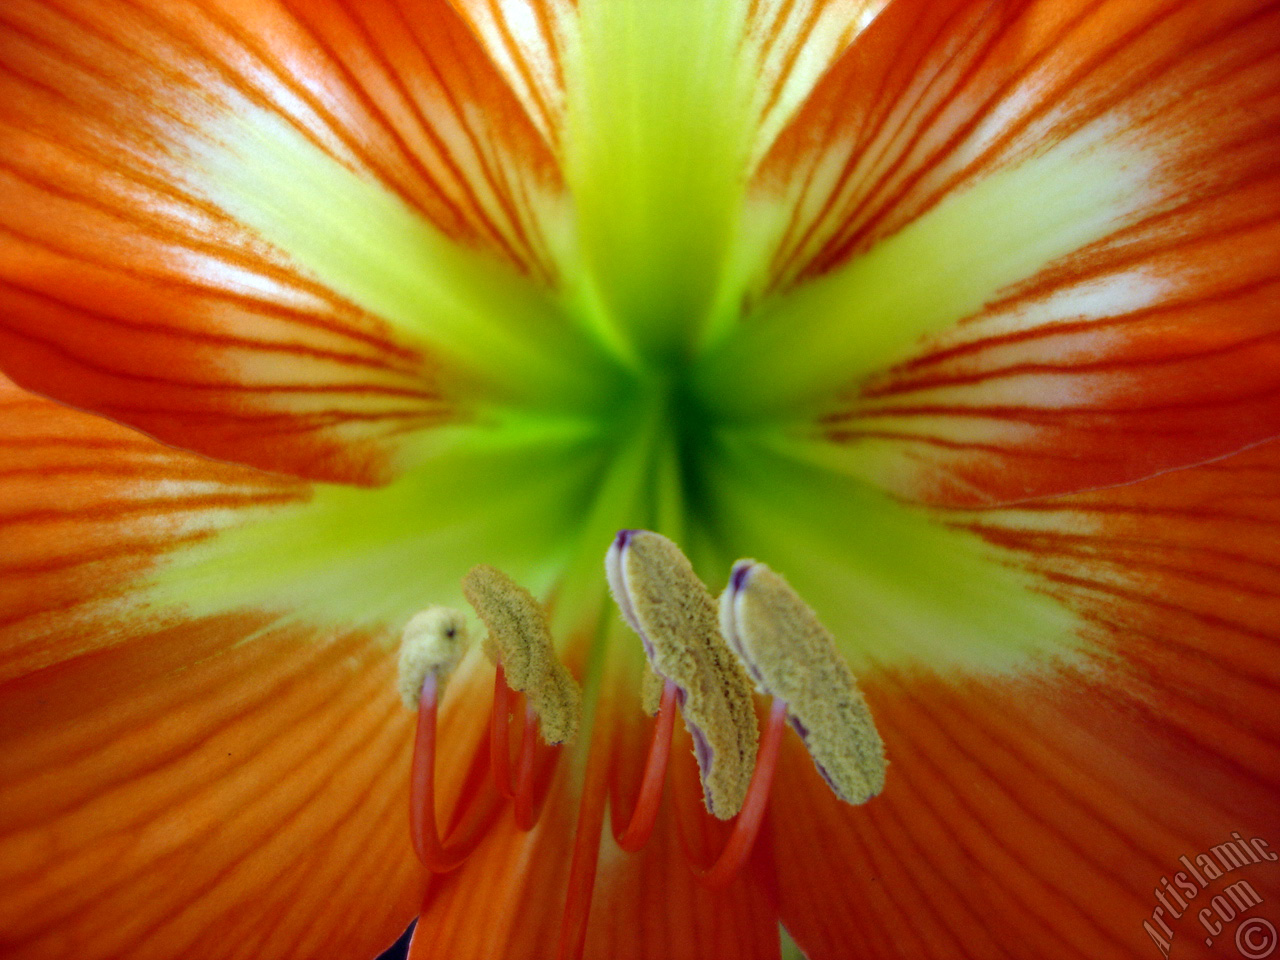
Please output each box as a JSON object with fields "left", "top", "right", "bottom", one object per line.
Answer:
{"left": 609, "top": 531, "right": 758, "bottom": 819}
{"left": 721, "top": 561, "right": 886, "bottom": 805}
{"left": 462, "top": 564, "right": 582, "bottom": 745}
{"left": 397, "top": 606, "right": 470, "bottom": 709}
{"left": 640, "top": 665, "right": 665, "bottom": 717}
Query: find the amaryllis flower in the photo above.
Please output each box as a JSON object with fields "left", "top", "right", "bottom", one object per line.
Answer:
{"left": 1, "top": 0, "right": 1278, "bottom": 958}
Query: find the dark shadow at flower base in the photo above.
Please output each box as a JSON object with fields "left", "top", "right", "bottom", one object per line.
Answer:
{"left": 377, "top": 920, "right": 414, "bottom": 960}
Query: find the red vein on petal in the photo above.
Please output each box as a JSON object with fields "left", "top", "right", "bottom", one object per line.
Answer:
{"left": 767, "top": 0, "right": 980, "bottom": 289}
{"left": 824, "top": 0, "right": 1280, "bottom": 276}
{"left": 0, "top": 165, "right": 423, "bottom": 363}
{"left": 799, "top": 0, "right": 1034, "bottom": 279}
{"left": 372, "top": 0, "right": 548, "bottom": 273}
{"left": 96, "top": 662, "right": 408, "bottom": 953}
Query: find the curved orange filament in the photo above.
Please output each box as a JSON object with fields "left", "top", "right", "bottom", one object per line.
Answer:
{"left": 557, "top": 719, "right": 611, "bottom": 960}
{"left": 612, "top": 679, "right": 678, "bottom": 852}
{"left": 512, "top": 701, "right": 541, "bottom": 830}
{"left": 489, "top": 665, "right": 528, "bottom": 800}
{"left": 410, "top": 674, "right": 494, "bottom": 873}
{"left": 687, "top": 697, "right": 788, "bottom": 889}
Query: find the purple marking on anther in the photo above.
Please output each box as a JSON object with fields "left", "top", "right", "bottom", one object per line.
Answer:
{"left": 719, "top": 561, "right": 765, "bottom": 687}
{"left": 670, "top": 682, "right": 713, "bottom": 782}
{"left": 788, "top": 714, "right": 842, "bottom": 794}
{"left": 810, "top": 757, "right": 842, "bottom": 795}
{"left": 605, "top": 530, "right": 652, "bottom": 659}
{"left": 690, "top": 725, "right": 713, "bottom": 784}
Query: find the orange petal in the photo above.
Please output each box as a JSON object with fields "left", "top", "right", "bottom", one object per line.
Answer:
{"left": 445, "top": 0, "right": 574, "bottom": 151}
{"left": 755, "top": 0, "right": 1280, "bottom": 504}
{"left": 745, "top": 0, "right": 891, "bottom": 166}
{"left": 0, "top": 375, "right": 427, "bottom": 959}
{"left": 770, "top": 437, "right": 1280, "bottom": 959}
{"left": 0, "top": 373, "right": 306, "bottom": 683}
{"left": 0, "top": 616, "right": 423, "bottom": 960}
{"left": 0, "top": 0, "right": 562, "bottom": 484}
{"left": 447, "top": 0, "right": 889, "bottom": 165}
{"left": 410, "top": 692, "right": 782, "bottom": 959}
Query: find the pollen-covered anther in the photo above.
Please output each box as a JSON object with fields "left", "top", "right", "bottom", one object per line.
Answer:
{"left": 721, "top": 560, "right": 886, "bottom": 805}
{"left": 606, "top": 530, "right": 758, "bottom": 819}
{"left": 397, "top": 606, "right": 470, "bottom": 710}
{"left": 462, "top": 564, "right": 581, "bottom": 745}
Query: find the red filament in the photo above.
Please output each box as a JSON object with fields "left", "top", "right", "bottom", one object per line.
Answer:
{"left": 409, "top": 674, "right": 497, "bottom": 872}
{"left": 412, "top": 665, "right": 784, "bottom": 948}
{"left": 512, "top": 701, "right": 541, "bottom": 830}
{"left": 612, "top": 679, "right": 678, "bottom": 852}
{"left": 557, "top": 720, "right": 611, "bottom": 960}
{"left": 490, "top": 665, "right": 528, "bottom": 799}
{"left": 686, "top": 697, "right": 788, "bottom": 889}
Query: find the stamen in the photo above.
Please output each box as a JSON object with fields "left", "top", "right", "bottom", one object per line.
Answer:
{"left": 685, "top": 697, "right": 788, "bottom": 889}
{"left": 721, "top": 560, "right": 886, "bottom": 804}
{"left": 463, "top": 564, "right": 582, "bottom": 745}
{"left": 605, "top": 530, "right": 759, "bottom": 819}
{"left": 399, "top": 549, "right": 882, "bottom": 930}
{"left": 612, "top": 678, "right": 679, "bottom": 853}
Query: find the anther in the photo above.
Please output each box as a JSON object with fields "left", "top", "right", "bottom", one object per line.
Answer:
{"left": 463, "top": 564, "right": 582, "bottom": 745}
{"left": 720, "top": 560, "right": 886, "bottom": 805}
{"left": 606, "top": 530, "right": 758, "bottom": 819}
{"left": 397, "top": 606, "right": 469, "bottom": 710}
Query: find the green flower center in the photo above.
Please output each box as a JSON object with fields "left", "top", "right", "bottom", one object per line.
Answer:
{"left": 152, "top": 0, "right": 1144, "bottom": 679}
